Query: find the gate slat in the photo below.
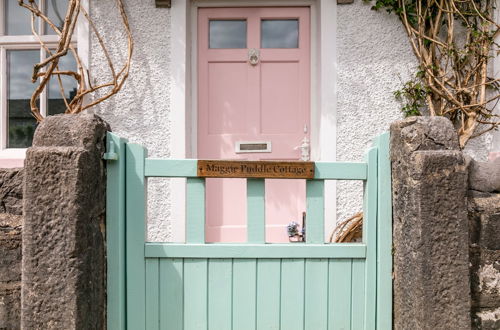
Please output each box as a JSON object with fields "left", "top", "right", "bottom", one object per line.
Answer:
{"left": 160, "top": 259, "right": 183, "bottom": 330}
{"left": 208, "top": 259, "right": 232, "bottom": 330}
{"left": 256, "top": 259, "right": 281, "bottom": 329}
{"left": 232, "top": 259, "right": 257, "bottom": 330}
{"left": 375, "top": 132, "right": 393, "bottom": 330}
{"left": 281, "top": 259, "right": 305, "bottom": 330}
{"left": 247, "top": 179, "right": 265, "bottom": 243}
{"left": 304, "top": 259, "right": 328, "bottom": 330}
{"left": 146, "top": 258, "right": 160, "bottom": 330}
{"left": 306, "top": 180, "right": 325, "bottom": 244}
{"left": 328, "top": 259, "right": 353, "bottom": 330}
{"left": 184, "top": 259, "right": 208, "bottom": 330}
{"left": 125, "top": 143, "right": 147, "bottom": 330}
{"left": 106, "top": 133, "right": 127, "bottom": 330}
{"left": 186, "top": 178, "right": 206, "bottom": 244}
{"left": 351, "top": 259, "right": 365, "bottom": 330}
{"left": 363, "top": 147, "right": 378, "bottom": 330}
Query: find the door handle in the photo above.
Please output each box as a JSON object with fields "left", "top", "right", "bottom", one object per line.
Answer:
{"left": 294, "top": 136, "right": 310, "bottom": 161}
{"left": 248, "top": 48, "right": 260, "bottom": 66}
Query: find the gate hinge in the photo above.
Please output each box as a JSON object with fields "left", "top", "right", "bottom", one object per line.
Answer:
{"left": 103, "top": 141, "right": 118, "bottom": 160}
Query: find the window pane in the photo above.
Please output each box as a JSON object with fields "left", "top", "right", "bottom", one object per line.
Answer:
{"left": 7, "top": 50, "right": 39, "bottom": 148}
{"left": 48, "top": 52, "right": 78, "bottom": 115}
{"left": 46, "top": 0, "right": 68, "bottom": 35}
{"left": 261, "top": 19, "right": 299, "bottom": 48}
{"left": 209, "top": 20, "right": 246, "bottom": 49}
{"left": 5, "top": 0, "right": 38, "bottom": 35}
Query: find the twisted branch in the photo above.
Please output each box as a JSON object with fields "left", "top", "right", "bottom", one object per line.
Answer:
{"left": 18, "top": 0, "right": 133, "bottom": 121}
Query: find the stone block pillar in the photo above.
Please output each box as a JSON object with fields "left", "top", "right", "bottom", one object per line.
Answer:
{"left": 22, "top": 113, "right": 109, "bottom": 329}
{"left": 390, "top": 117, "right": 471, "bottom": 329}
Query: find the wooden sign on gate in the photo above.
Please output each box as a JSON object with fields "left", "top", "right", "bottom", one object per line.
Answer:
{"left": 197, "top": 160, "right": 315, "bottom": 179}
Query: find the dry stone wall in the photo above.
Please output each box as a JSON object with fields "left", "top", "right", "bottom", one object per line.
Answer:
{"left": 0, "top": 168, "right": 23, "bottom": 329}
{"left": 468, "top": 191, "right": 500, "bottom": 329}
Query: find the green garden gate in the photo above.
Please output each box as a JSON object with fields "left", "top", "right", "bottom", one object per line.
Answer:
{"left": 105, "top": 133, "right": 392, "bottom": 330}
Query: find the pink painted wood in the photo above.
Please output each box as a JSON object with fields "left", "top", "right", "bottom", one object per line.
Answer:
{"left": 198, "top": 7, "right": 310, "bottom": 243}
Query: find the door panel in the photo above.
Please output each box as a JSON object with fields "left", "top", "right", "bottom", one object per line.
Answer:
{"left": 208, "top": 62, "right": 248, "bottom": 135}
{"left": 260, "top": 62, "right": 300, "bottom": 134}
{"left": 198, "top": 7, "right": 310, "bottom": 243}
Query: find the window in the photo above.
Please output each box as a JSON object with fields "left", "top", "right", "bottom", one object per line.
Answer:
{"left": 0, "top": 0, "right": 77, "bottom": 151}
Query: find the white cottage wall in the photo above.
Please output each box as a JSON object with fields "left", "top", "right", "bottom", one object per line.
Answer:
{"left": 90, "top": 0, "right": 174, "bottom": 241}
{"left": 335, "top": 2, "right": 416, "bottom": 223}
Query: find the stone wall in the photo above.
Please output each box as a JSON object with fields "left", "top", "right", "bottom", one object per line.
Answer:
{"left": 468, "top": 191, "right": 500, "bottom": 329}
{"left": 0, "top": 168, "right": 23, "bottom": 329}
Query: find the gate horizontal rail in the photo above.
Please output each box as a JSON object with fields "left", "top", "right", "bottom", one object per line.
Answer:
{"left": 145, "top": 243, "right": 366, "bottom": 258}
{"left": 144, "top": 158, "right": 368, "bottom": 180}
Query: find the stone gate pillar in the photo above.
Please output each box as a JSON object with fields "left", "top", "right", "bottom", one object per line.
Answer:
{"left": 390, "top": 117, "right": 471, "bottom": 330}
{"left": 22, "top": 113, "right": 109, "bottom": 329}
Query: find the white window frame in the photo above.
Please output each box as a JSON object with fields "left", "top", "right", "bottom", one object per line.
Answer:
{"left": 0, "top": 0, "right": 88, "bottom": 164}
{"left": 168, "top": 0, "right": 337, "bottom": 242}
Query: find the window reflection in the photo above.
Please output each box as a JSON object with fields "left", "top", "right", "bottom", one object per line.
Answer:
{"left": 7, "top": 50, "right": 39, "bottom": 148}
{"left": 46, "top": 0, "right": 68, "bottom": 35}
{"left": 209, "top": 20, "right": 247, "bottom": 49}
{"left": 47, "top": 51, "right": 77, "bottom": 115}
{"left": 261, "top": 19, "right": 299, "bottom": 48}
{"left": 5, "top": 0, "right": 38, "bottom": 35}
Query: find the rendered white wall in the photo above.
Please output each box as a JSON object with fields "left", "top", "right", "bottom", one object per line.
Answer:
{"left": 90, "top": 0, "right": 173, "bottom": 241}
{"left": 335, "top": 1, "right": 416, "bottom": 224}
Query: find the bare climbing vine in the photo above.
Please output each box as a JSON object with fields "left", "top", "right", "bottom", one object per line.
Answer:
{"left": 367, "top": 0, "right": 500, "bottom": 148}
{"left": 18, "top": 0, "right": 133, "bottom": 122}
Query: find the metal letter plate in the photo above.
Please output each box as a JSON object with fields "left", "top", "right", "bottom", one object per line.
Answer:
{"left": 235, "top": 141, "right": 271, "bottom": 153}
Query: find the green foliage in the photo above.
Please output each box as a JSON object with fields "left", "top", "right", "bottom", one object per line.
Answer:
{"left": 393, "top": 74, "right": 428, "bottom": 117}
{"left": 364, "top": 0, "right": 500, "bottom": 146}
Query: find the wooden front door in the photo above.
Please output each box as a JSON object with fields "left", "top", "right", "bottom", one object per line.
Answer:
{"left": 198, "top": 7, "right": 311, "bottom": 242}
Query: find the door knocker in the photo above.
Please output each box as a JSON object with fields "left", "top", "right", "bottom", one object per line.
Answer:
{"left": 248, "top": 48, "right": 260, "bottom": 66}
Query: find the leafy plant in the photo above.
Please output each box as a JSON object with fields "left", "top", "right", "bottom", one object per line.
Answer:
{"left": 365, "top": 0, "right": 500, "bottom": 148}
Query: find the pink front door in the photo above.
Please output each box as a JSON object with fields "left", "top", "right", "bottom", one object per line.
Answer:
{"left": 198, "top": 7, "right": 310, "bottom": 242}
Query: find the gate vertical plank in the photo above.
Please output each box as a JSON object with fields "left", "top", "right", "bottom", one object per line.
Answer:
{"left": 306, "top": 180, "right": 325, "bottom": 244}
{"left": 106, "top": 133, "right": 127, "bottom": 330}
{"left": 247, "top": 179, "right": 265, "bottom": 243}
{"left": 305, "top": 179, "right": 327, "bottom": 330}
{"left": 351, "top": 259, "right": 365, "bottom": 330}
{"left": 281, "top": 259, "right": 305, "bottom": 330}
{"left": 160, "top": 259, "right": 184, "bottom": 330}
{"left": 232, "top": 259, "right": 257, "bottom": 330}
{"left": 363, "top": 147, "right": 378, "bottom": 330}
{"left": 256, "top": 259, "right": 281, "bottom": 329}
{"left": 146, "top": 258, "right": 160, "bottom": 330}
{"left": 186, "top": 178, "right": 205, "bottom": 244}
{"left": 208, "top": 259, "right": 232, "bottom": 330}
{"left": 328, "top": 259, "right": 352, "bottom": 330}
{"left": 126, "top": 143, "right": 147, "bottom": 330}
{"left": 184, "top": 259, "right": 208, "bottom": 330}
{"left": 375, "top": 133, "right": 392, "bottom": 330}
{"left": 304, "top": 259, "right": 328, "bottom": 330}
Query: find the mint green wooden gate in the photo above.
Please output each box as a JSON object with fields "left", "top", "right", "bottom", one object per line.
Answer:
{"left": 105, "top": 133, "right": 392, "bottom": 330}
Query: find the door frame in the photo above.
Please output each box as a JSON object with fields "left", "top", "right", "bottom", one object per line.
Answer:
{"left": 169, "top": 0, "right": 337, "bottom": 242}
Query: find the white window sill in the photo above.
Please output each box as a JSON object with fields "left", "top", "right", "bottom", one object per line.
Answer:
{"left": 0, "top": 149, "right": 27, "bottom": 168}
